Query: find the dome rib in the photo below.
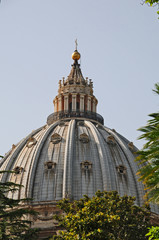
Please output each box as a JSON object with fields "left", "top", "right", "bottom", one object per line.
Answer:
{"left": 85, "top": 121, "right": 112, "bottom": 192}
{"left": 28, "top": 122, "right": 60, "bottom": 199}
{"left": 54, "top": 124, "right": 67, "bottom": 200}
{"left": 63, "top": 120, "right": 75, "bottom": 199}
{"left": 96, "top": 127, "right": 120, "bottom": 192}
{"left": 20, "top": 129, "right": 47, "bottom": 199}
{"left": 104, "top": 127, "right": 145, "bottom": 206}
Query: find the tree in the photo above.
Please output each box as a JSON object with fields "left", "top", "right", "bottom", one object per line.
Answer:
{"left": 142, "top": 1, "right": 159, "bottom": 15}
{"left": 144, "top": 0, "right": 159, "bottom": 5}
{"left": 136, "top": 83, "right": 159, "bottom": 204}
{"left": 0, "top": 160, "right": 38, "bottom": 239}
{"left": 146, "top": 226, "right": 159, "bottom": 239}
{"left": 52, "top": 191, "right": 150, "bottom": 240}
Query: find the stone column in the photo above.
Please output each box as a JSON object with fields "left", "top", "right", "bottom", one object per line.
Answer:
{"left": 87, "top": 96, "right": 91, "bottom": 112}
{"left": 80, "top": 94, "right": 85, "bottom": 112}
{"left": 72, "top": 94, "right": 77, "bottom": 111}
{"left": 93, "top": 98, "right": 96, "bottom": 113}
{"left": 54, "top": 98, "right": 58, "bottom": 112}
{"left": 58, "top": 95, "right": 62, "bottom": 112}
{"left": 64, "top": 94, "right": 69, "bottom": 111}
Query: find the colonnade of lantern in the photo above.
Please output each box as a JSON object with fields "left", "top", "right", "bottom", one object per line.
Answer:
{"left": 53, "top": 93, "right": 97, "bottom": 113}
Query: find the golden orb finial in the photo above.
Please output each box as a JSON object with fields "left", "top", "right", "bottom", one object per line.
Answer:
{"left": 72, "top": 39, "right": 81, "bottom": 60}
{"left": 72, "top": 50, "right": 81, "bottom": 60}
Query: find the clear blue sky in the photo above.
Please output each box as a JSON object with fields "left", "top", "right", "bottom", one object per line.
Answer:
{"left": 0, "top": 0, "right": 159, "bottom": 155}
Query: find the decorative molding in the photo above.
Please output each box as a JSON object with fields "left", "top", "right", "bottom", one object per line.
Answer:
{"left": 44, "top": 161, "right": 56, "bottom": 171}
{"left": 13, "top": 166, "right": 24, "bottom": 175}
{"left": 12, "top": 144, "right": 16, "bottom": 151}
{"left": 79, "top": 133, "right": 89, "bottom": 143}
{"left": 106, "top": 135, "right": 116, "bottom": 145}
{"left": 51, "top": 133, "right": 62, "bottom": 144}
{"left": 81, "top": 161, "right": 92, "bottom": 171}
{"left": 128, "top": 142, "right": 135, "bottom": 152}
{"left": 26, "top": 137, "right": 37, "bottom": 148}
{"left": 116, "top": 165, "right": 127, "bottom": 175}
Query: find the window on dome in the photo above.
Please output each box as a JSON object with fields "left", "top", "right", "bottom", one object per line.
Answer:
{"left": 81, "top": 161, "right": 92, "bottom": 171}
{"left": 51, "top": 133, "right": 62, "bottom": 144}
{"left": 79, "top": 133, "right": 89, "bottom": 143}
{"left": 44, "top": 161, "right": 56, "bottom": 171}
{"left": 106, "top": 135, "right": 116, "bottom": 146}
{"left": 117, "top": 165, "right": 126, "bottom": 175}
{"left": 26, "top": 137, "right": 37, "bottom": 148}
{"left": 13, "top": 166, "right": 24, "bottom": 175}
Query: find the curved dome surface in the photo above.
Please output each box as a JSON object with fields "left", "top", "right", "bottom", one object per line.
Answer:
{"left": 0, "top": 48, "right": 158, "bottom": 217}
{"left": 0, "top": 119, "right": 149, "bottom": 207}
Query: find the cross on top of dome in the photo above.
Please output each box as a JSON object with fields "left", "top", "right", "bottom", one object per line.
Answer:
{"left": 75, "top": 39, "right": 78, "bottom": 50}
{"left": 72, "top": 39, "right": 81, "bottom": 61}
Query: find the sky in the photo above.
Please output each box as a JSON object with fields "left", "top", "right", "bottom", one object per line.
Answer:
{"left": 0, "top": 0, "right": 159, "bottom": 156}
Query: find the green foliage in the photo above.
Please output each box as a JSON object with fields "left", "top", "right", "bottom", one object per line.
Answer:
{"left": 0, "top": 170, "right": 38, "bottom": 240}
{"left": 146, "top": 226, "right": 159, "bottom": 239}
{"left": 145, "top": 0, "right": 159, "bottom": 6}
{"left": 51, "top": 191, "right": 150, "bottom": 240}
{"left": 143, "top": 0, "right": 159, "bottom": 15}
{"left": 136, "top": 83, "right": 159, "bottom": 204}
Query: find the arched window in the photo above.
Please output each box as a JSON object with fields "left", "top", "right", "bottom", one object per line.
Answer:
{"left": 76, "top": 102, "right": 79, "bottom": 111}
{"left": 69, "top": 95, "right": 72, "bottom": 112}
{"left": 69, "top": 102, "right": 72, "bottom": 112}
{"left": 76, "top": 94, "right": 80, "bottom": 111}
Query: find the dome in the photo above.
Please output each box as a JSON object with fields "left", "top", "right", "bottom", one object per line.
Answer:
{"left": 0, "top": 119, "right": 143, "bottom": 202}
{"left": 0, "top": 47, "right": 158, "bottom": 236}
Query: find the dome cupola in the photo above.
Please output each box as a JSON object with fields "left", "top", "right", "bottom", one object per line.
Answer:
{"left": 47, "top": 44, "right": 103, "bottom": 125}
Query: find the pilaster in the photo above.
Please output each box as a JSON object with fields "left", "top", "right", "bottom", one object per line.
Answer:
{"left": 93, "top": 98, "right": 96, "bottom": 113}
{"left": 58, "top": 95, "right": 62, "bottom": 112}
{"left": 64, "top": 94, "right": 69, "bottom": 111}
{"left": 53, "top": 97, "right": 58, "bottom": 112}
{"left": 87, "top": 96, "right": 92, "bottom": 111}
{"left": 80, "top": 94, "right": 85, "bottom": 112}
{"left": 72, "top": 94, "right": 77, "bottom": 111}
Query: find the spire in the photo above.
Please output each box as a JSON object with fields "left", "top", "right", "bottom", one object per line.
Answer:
{"left": 67, "top": 60, "right": 84, "bottom": 83}
{"left": 66, "top": 41, "right": 84, "bottom": 84}
{"left": 57, "top": 43, "right": 94, "bottom": 88}
{"left": 72, "top": 39, "right": 81, "bottom": 61}
{"left": 48, "top": 44, "right": 102, "bottom": 125}
{"left": 75, "top": 39, "right": 78, "bottom": 50}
